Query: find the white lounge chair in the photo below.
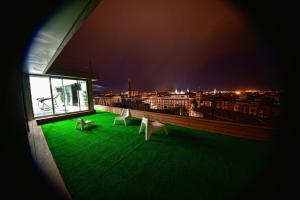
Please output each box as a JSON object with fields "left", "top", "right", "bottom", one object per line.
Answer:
{"left": 37, "top": 93, "right": 59, "bottom": 111}
{"left": 113, "top": 109, "right": 131, "bottom": 126}
{"left": 75, "top": 118, "right": 94, "bottom": 131}
{"left": 139, "top": 117, "right": 168, "bottom": 141}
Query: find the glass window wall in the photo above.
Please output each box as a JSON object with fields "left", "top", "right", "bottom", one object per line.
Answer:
{"left": 63, "top": 79, "right": 80, "bottom": 113}
{"left": 78, "top": 80, "right": 89, "bottom": 111}
{"left": 29, "top": 75, "right": 89, "bottom": 118}
{"left": 29, "top": 76, "right": 54, "bottom": 117}
{"left": 51, "top": 78, "right": 66, "bottom": 114}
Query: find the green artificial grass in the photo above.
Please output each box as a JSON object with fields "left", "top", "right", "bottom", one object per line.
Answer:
{"left": 42, "top": 110, "right": 272, "bottom": 200}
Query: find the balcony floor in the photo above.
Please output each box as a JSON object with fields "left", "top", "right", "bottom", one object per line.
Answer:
{"left": 41, "top": 110, "right": 272, "bottom": 200}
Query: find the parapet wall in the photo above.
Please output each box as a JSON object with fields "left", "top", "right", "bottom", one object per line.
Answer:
{"left": 95, "top": 105, "right": 274, "bottom": 141}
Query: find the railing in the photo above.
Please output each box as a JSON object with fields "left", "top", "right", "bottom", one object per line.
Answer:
{"left": 94, "top": 105, "right": 274, "bottom": 141}
{"left": 94, "top": 97, "right": 280, "bottom": 126}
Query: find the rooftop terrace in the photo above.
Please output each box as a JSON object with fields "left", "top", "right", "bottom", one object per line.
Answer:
{"left": 41, "top": 110, "right": 272, "bottom": 199}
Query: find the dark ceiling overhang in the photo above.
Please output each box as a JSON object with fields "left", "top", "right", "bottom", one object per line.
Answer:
{"left": 46, "top": 67, "right": 99, "bottom": 81}
{"left": 23, "top": 0, "right": 101, "bottom": 75}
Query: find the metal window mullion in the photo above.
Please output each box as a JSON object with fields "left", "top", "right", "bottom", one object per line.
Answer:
{"left": 85, "top": 80, "right": 90, "bottom": 110}
{"left": 62, "top": 79, "right": 67, "bottom": 113}
{"left": 49, "top": 77, "right": 55, "bottom": 115}
{"left": 77, "top": 80, "right": 81, "bottom": 111}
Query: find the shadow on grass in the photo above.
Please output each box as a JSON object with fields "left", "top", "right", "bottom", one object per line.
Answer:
{"left": 143, "top": 127, "right": 226, "bottom": 151}
{"left": 167, "top": 127, "right": 249, "bottom": 152}
{"left": 95, "top": 110, "right": 110, "bottom": 114}
{"left": 82, "top": 125, "right": 99, "bottom": 131}
{"left": 113, "top": 118, "right": 142, "bottom": 126}
{"left": 127, "top": 118, "right": 142, "bottom": 126}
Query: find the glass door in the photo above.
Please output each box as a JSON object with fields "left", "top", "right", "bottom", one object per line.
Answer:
{"left": 63, "top": 79, "right": 80, "bottom": 113}
{"left": 78, "top": 80, "right": 89, "bottom": 111}
{"left": 50, "top": 78, "right": 66, "bottom": 114}
{"left": 29, "top": 76, "right": 53, "bottom": 117}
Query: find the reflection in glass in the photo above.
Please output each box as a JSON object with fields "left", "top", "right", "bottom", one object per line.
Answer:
{"left": 78, "top": 80, "right": 88, "bottom": 111}
{"left": 30, "top": 76, "right": 53, "bottom": 117}
{"left": 51, "top": 78, "right": 66, "bottom": 114}
{"left": 63, "top": 79, "right": 80, "bottom": 112}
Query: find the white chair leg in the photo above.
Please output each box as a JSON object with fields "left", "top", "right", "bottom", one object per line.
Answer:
{"left": 139, "top": 124, "right": 144, "bottom": 134}
{"left": 113, "top": 118, "right": 116, "bottom": 125}
{"left": 124, "top": 119, "right": 127, "bottom": 126}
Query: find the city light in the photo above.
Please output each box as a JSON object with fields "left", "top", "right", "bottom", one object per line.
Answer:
{"left": 94, "top": 87, "right": 281, "bottom": 126}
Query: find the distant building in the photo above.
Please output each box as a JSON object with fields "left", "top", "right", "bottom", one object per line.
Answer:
{"left": 190, "top": 110, "right": 204, "bottom": 118}
{"left": 237, "top": 93, "right": 248, "bottom": 100}
{"left": 128, "top": 78, "right": 132, "bottom": 98}
{"left": 94, "top": 96, "right": 121, "bottom": 106}
{"left": 234, "top": 101, "right": 260, "bottom": 116}
{"left": 195, "top": 91, "right": 203, "bottom": 108}
{"left": 215, "top": 101, "right": 235, "bottom": 111}
{"left": 145, "top": 94, "right": 194, "bottom": 116}
{"left": 142, "top": 96, "right": 158, "bottom": 109}
{"left": 94, "top": 89, "right": 281, "bottom": 125}
{"left": 127, "top": 90, "right": 139, "bottom": 97}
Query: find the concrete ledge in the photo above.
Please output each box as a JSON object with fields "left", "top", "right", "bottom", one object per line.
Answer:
{"left": 28, "top": 121, "right": 72, "bottom": 199}
{"left": 95, "top": 105, "right": 274, "bottom": 141}
{"left": 36, "top": 110, "right": 96, "bottom": 125}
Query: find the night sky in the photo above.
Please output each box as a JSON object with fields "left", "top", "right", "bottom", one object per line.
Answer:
{"left": 54, "top": 0, "right": 280, "bottom": 92}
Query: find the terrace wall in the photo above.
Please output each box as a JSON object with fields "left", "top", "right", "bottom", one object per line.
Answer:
{"left": 95, "top": 105, "right": 274, "bottom": 141}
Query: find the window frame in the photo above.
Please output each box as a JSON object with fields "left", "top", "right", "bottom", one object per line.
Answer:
{"left": 29, "top": 74, "right": 89, "bottom": 118}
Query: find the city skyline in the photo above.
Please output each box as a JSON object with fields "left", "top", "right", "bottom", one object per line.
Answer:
{"left": 53, "top": 0, "right": 281, "bottom": 92}
{"left": 92, "top": 81, "right": 281, "bottom": 94}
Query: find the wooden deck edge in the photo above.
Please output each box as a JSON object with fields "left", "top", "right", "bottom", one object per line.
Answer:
{"left": 36, "top": 110, "right": 96, "bottom": 125}
{"left": 27, "top": 121, "right": 72, "bottom": 199}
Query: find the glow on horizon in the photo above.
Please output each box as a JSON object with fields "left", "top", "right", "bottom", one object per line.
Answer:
{"left": 174, "top": 89, "right": 185, "bottom": 94}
